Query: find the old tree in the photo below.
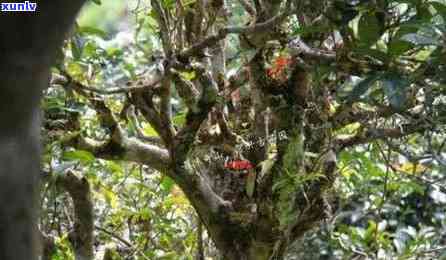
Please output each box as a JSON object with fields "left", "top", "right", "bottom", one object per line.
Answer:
{"left": 8, "top": 0, "right": 446, "bottom": 259}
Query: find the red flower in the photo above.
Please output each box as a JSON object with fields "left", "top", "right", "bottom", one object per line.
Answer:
{"left": 225, "top": 160, "right": 254, "bottom": 171}
{"left": 275, "top": 56, "right": 291, "bottom": 67}
{"left": 266, "top": 56, "right": 292, "bottom": 80}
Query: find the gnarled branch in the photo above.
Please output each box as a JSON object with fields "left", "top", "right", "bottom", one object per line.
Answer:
{"left": 56, "top": 171, "right": 94, "bottom": 260}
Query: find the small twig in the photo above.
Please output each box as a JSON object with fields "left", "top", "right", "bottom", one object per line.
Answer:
{"left": 288, "top": 37, "right": 336, "bottom": 61}
{"left": 95, "top": 225, "right": 133, "bottom": 248}
{"left": 178, "top": 0, "right": 294, "bottom": 59}
{"left": 51, "top": 73, "right": 163, "bottom": 95}
{"left": 237, "top": 0, "right": 256, "bottom": 16}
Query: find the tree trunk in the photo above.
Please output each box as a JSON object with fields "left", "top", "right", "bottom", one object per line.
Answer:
{"left": 195, "top": 218, "right": 205, "bottom": 260}
{"left": 0, "top": 1, "right": 85, "bottom": 259}
{"left": 221, "top": 243, "right": 275, "bottom": 260}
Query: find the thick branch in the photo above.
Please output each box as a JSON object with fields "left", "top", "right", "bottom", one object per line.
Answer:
{"left": 58, "top": 79, "right": 171, "bottom": 172}
{"left": 335, "top": 121, "right": 433, "bottom": 149}
{"left": 52, "top": 73, "right": 163, "bottom": 95}
{"left": 331, "top": 105, "right": 396, "bottom": 129}
{"left": 238, "top": 0, "right": 256, "bottom": 16}
{"left": 173, "top": 66, "right": 218, "bottom": 164}
{"left": 171, "top": 70, "right": 200, "bottom": 109}
{"left": 130, "top": 90, "right": 169, "bottom": 144}
{"left": 56, "top": 171, "right": 94, "bottom": 260}
{"left": 126, "top": 105, "right": 164, "bottom": 145}
{"left": 288, "top": 37, "right": 336, "bottom": 62}
{"left": 167, "top": 66, "right": 238, "bottom": 254}
{"left": 63, "top": 132, "right": 170, "bottom": 173}
{"left": 159, "top": 72, "right": 176, "bottom": 148}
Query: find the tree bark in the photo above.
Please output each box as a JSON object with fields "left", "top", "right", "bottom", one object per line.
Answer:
{"left": 39, "top": 232, "right": 56, "bottom": 260}
{"left": 57, "top": 171, "right": 94, "bottom": 260}
{"left": 225, "top": 246, "right": 274, "bottom": 260}
{"left": 195, "top": 218, "right": 205, "bottom": 260}
{"left": 0, "top": 1, "right": 86, "bottom": 259}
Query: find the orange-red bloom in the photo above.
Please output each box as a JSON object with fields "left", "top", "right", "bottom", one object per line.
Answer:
{"left": 275, "top": 56, "right": 292, "bottom": 67}
{"left": 266, "top": 56, "right": 292, "bottom": 80}
{"left": 224, "top": 160, "right": 254, "bottom": 171}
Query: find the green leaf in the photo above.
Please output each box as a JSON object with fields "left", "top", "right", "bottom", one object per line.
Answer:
{"left": 179, "top": 71, "right": 196, "bottom": 81}
{"left": 63, "top": 150, "right": 95, "bottom": 164}
{"left": 182, "top": 0, "right": 196, "bottom": 7}
{"left": 102, "top": 188, "right": 118, "bottom": 208}
{"left": 162, "top": 0, "right": 176, "bottom": 9}
{"left": 66, "top": 61, "right": 86, "bottom": 78}
{"left": 365, "top": 220, "right": 378, "bottom": 242}
{"left": 400, "top": 33, "right": 439, "bottom": 46}
{"left": 142, "top": 122, "right": 159, "bottom": 136}
{"left": 345, "top": 74, "right": 381, "bottom": 103}
{"left": 139, "top": 208, "right": 152, "bottom": 221}
{"left": 106, "top": 47, "right": 124, "bottom": 58}
{"left": 173, "top": 113, "right": 186, "bottom": 127}
{"left": 388, "top": 22, "right": 420, "bottom": 56}
{"left": 71, "top": 34, "right": 85, "bottom": 61}
{"left": 82, "top": 41, "right": 100, "bottom": 58}
{"left": 90, "top": 0, "right": 101, "bottom": 4}
{"left": 415, "top": 4, "right": 433, "bottom": 22}
{"left": 161, "top": 176, "right": 175, "bottom": 193}
{"left": 353, "top": 47, "right": 389, "bottom": 63}
{"left": 358, "top": 12, "right": 382, "bottom": 47}
{"left": 145, "top": 15, "right": 159, "bottom": 29}
{"left": 381, "top": 73, "right": 409, "bottom": 110}
{"left": 431, "top": 2, "right": 446, "bottom": 20}
{"left": 78, "top": 26, "right": 107, "bottom": 38}
{"left": 106, "top": 161, "right": 123, "bottom": 174}
{"left": 388, "top": 39, "right": 414, "bottom": 56}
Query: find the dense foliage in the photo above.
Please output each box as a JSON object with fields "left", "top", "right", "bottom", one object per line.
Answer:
{"left": 40, "top": 0, "right": 446, "bottom": 259}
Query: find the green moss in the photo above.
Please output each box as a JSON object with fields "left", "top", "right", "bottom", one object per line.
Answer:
{"left": 272, "top": 128, "right": 306, "bottom": 228}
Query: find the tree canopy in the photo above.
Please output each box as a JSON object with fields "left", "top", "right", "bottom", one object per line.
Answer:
{"left": 40, "top": 0, "right": 446, "bottom": 259}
